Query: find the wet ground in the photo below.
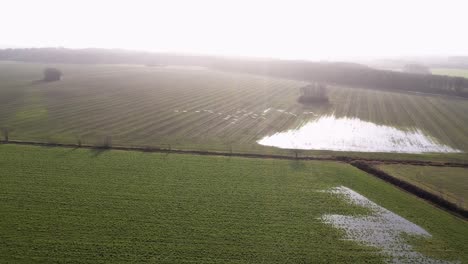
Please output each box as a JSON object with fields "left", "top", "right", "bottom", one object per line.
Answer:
{"left": 321, "top": 186, "right": 457, "bottom": 264}
{"left": 257, "top": 115, "right": 460, "bottom": 153}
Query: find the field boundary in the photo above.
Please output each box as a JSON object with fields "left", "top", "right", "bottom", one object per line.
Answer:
{"left": 350, "top": 161, "right": 468, "bottom": 219}
{"left": 1, "top": 139, "right": 468, "bottom": 167}
{"left": 1, "top": 139, "right": 467, "bottom": 219}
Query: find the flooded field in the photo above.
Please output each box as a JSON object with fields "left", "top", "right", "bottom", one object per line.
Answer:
{"left": 2, "top": 62, "right": 468, "bottom": 154}
{"left": 258, "top": 115, "right": 461, "bottom": 153}
{"left": 321, "top": 186, "right": 456, "bottom": 264}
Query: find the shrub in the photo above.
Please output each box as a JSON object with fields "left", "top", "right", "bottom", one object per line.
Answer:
{"left": 43, "top": 68, "right": 62, "bottom": 82}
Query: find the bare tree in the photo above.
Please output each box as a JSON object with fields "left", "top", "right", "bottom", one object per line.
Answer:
{"left": 291, "top": 149, "right": 303, "bottom": 159}
{"left": 1, "top": 127, "right": 9, "bottom": 142}
{"left": 452, "top": 77, "right": 465, "bottom": 94}
{"left": 76, "top": 136, "right": 82, "bottom": 147}
{"left": 298, "top": 83, "right": 329, "bottom": 104}
{"left": 103, "top": 135, "right": 112, "bottom": 148}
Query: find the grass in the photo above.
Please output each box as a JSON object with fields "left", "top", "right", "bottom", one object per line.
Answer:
{"left": 431, "top": 68, "right": 468, "bottom": 78}
{"left": 0, "top": 144, "right": 467, "bottom": 263}
{"left": 377, "top": 164, "right": 468, "bottom": 210}
{"left": 0, "top": 62, "right": 468, "bottom": 162}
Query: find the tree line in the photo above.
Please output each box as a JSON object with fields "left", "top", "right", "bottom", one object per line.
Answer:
{"left": 212, "top": 59, "right": 468, "bottom": 97}
{"left": 1, "top": 48, "right": 467, "bottom": 97}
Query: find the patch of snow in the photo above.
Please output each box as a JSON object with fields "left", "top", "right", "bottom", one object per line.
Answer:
{"left": 258, "top": 115, "right": 460, "bottom": 153}
{"left": 321, "top": 186, "right": 457, "bottom": 264}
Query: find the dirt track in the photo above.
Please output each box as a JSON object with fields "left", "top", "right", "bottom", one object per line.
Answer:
{"left": 2, "top": 139, "right": 467, "bottom": 167}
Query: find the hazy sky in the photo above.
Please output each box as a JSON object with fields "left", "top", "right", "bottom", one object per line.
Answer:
{"left": 1, "top": 0, "right": 467, "bottom": 60}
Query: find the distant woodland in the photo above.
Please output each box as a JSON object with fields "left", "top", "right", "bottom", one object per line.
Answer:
{"left": 1, "top": 48, "right": 467, "bottom": 98}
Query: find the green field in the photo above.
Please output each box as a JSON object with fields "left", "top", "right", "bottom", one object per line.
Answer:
{"left": 378, "top": 164, "right": 468, "bottom": 210}
{"left": 1, "top": 62, "right": 468, "bottom": 161}
{"left": 431, "top": 68, "right": 468, "bottom": 78}
{"left": 0, "top": 144, "right": 467, "bottom": 263}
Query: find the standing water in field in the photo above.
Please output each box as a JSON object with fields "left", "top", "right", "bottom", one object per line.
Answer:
{"left": 321, "top": 186, "right": 457, "bottom": 264}
{"left": 257, "top": 115, "right": 460, "bottom": 153}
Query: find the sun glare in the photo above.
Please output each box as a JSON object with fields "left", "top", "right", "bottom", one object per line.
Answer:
{"left": 1, "top": 0, "right": 468, "bottom": 59}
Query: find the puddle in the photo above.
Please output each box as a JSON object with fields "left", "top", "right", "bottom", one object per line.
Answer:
{"left": 258, "top": 115, "right": 460, "bottom": 153}
{"left": 263, "top": 108, "right": 272, "bottom": 114}
{"left": 172, "top": 107, "right": 291, "bottom": 126}
{"left": 303, "top": 111, "right": 318, "bottom": 116}
{"left": 321, "top": 186, "right": 456, "bottom": 264}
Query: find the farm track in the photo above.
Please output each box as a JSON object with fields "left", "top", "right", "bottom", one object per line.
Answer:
{"left": 2, "top": 140, "right": 467, "bottom": 167}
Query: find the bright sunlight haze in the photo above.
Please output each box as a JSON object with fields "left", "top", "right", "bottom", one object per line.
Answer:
{"left": 1, "top": 0, "right": 468, "bottom": 60}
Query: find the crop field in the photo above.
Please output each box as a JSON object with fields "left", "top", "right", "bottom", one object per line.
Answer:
{"left": 377, "top": 164, "right": 468, "bottom": 210}
{"left": 431, "top": 68, "right": 468, "bottom": 78}
{"left": 0, "top": 144, "right": 467, "bottom": 263}
{"left": 1, "top": 62, "right": 468, "bottom": 157}
{"left": 0, "top": 62, "right": 307, "bottom": 149}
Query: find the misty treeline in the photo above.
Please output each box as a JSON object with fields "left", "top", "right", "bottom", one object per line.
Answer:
{"left": 402, "top": 64, "right": 431, "bottom": 75}
{"left": 1, "top": 48, "right": 467, "bottom": 97}
{"left": 213, "top": 60, "right": 468, "bottom": 97}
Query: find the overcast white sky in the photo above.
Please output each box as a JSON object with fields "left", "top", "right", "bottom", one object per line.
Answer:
{"left": 1, "top": 0, "right": 467, "bottom": 60}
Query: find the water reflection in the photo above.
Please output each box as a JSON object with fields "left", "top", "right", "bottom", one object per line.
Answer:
{"left": 258, "top": 115, "right": 460, "bottom": 153}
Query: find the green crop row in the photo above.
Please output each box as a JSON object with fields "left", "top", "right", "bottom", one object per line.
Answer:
{"left": 0, "top": 145, "right": 467, "bottom": 263}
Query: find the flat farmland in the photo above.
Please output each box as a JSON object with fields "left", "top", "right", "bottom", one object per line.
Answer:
{"left": 1, "top": 62, "right": 468, "bottom": 157}
{"left": 377, "top": 164, "right": 468, "bottom": 210}
{"left": 0, "top": 144, "right": 467, "bottom": 263}
{"left": 0, "top": 62, "right": 307, "bottom": 149}
{"left": 431, "top": 68, "right": 468, "bottom": 78}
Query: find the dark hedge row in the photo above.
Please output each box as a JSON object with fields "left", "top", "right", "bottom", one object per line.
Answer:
{"left": 350, "top": 161, "right": 468, "bottom": 219}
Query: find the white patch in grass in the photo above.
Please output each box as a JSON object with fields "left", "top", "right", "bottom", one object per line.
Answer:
{"left": 262, "top": 108, "right": 272, "bottom": 114}
{"left": 321, "top": 186, "right": 457, "bottom": 264}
